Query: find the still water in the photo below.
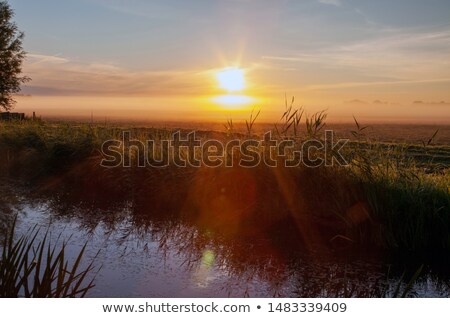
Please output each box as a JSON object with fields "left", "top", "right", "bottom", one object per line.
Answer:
{"left": 2, "top": 183, "right": 449, "bottom": 298}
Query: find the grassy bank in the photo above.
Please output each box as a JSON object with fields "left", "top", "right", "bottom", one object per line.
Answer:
{"left": 0, "top": 118, "right": 449, "bottom": 254}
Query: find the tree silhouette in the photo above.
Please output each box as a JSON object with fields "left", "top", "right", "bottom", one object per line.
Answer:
{"left": 0, "top": 1, "right": 29, "bottom": 111}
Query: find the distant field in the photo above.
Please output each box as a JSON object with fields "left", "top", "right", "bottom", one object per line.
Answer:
{"left": 40, "top": 117, "right": 450, "bottom": 145}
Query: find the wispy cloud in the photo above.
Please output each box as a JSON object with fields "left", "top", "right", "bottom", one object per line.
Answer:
{"left": 27, "top": 54, "right": 69, "bottom": 65}
{"left": 22, "top": 54, "right": 211, "bottom": 96}
{"left": 261, "top": 25, "right": 450, "bottom": 87}
{"left": 303, "top": 78, "right": 450, "bottom": 91}
{"left": 317, "top": 0, "right": 342, "bottom": 6}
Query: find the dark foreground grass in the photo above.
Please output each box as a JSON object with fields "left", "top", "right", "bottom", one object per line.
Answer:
{"left": 0, "top": 218, "right": 96, "bottom": 297}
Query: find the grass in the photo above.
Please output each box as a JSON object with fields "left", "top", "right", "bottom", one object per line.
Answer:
{"left": 343, "top": 128, "right": 450, "bottom": 250}
{"left": 0, "top": 217, "right": 96, "bottom": 297}
{"left": 0, "top": 112, "right": 449, "bottom": 254}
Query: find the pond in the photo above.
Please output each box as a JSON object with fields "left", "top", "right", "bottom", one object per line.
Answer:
{"left": 1, "top": 181, "right": 449, "bottom": 298}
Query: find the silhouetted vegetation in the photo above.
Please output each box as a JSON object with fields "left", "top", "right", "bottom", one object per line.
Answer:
{"left": 0, "top": 1, "right": 30, "bottom": 110}
{"left": 0, "top": 217, "right": 96, "bottom": 297}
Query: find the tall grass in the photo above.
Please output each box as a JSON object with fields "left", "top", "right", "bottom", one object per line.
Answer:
{"left": 0, "top": 217, "right": 96, "bottom": 297}
{"left": 0, "top": 111, "right": 449, "bottom": 252}
{"left": 245, "top": 108, "right": 260, "bottom": 137}
{"left": 274, "top": 95, "right": 303, "bottom": 138}
{"left": 342, "top": 119, "right": 450, "bottom": 250}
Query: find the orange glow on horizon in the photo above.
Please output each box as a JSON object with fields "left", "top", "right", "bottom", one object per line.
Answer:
{"left": 212, "top": 95, "right": 255, "bottom": 110}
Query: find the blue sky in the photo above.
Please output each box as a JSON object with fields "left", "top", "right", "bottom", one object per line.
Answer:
{"left": 8, "top": 0, "right": 450, "bottom": 121}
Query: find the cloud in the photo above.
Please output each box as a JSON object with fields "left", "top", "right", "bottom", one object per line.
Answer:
{"left": 304, "top": 78, "right": 450, "bottom": 91}
{"left": 261, "top": 25, "right": 450, "bottom": 86}
{"left": 22, "top": 54, "right": 211, "bottom": 97}
{"left": 317, "top": 0, "right": 342, "bottom": 6}
{"left": 27, "top": 54, "right": 69, "bottom": 64}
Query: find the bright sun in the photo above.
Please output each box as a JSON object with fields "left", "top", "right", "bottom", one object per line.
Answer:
{"left": 216, "top": 68, "right": 245, "bottom": 92}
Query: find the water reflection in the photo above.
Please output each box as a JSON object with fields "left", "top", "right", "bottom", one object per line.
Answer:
{"left": 1, "top": 173, "right": 449, "bottom": 297}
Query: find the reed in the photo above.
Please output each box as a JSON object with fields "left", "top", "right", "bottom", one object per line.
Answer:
{"left": 0, "top": 217, "right": 97, "bottom": 297}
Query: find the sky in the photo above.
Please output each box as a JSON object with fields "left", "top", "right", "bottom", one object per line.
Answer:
{"left": 8, "top": 0, "right": 450, "bottom": 123}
